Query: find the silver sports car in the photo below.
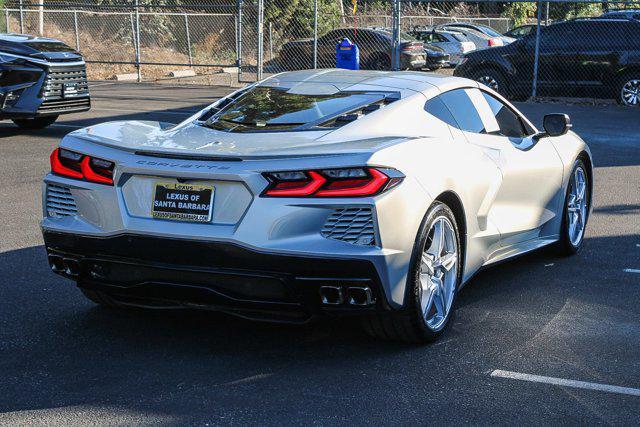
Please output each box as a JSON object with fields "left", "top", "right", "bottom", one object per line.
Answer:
{"left": 41, "top": 70, "right": 592, "bottom": 342}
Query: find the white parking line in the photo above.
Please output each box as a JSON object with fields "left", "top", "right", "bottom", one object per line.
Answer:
{"left": 491, "top": 370, "right": 640, "bottom": 397}
{"left": 624, "top": 269, "right": 640, "bottom": 274}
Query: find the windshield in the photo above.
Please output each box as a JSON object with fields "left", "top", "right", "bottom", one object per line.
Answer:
{"left": 25, "top": 41, "right": 76, "bottom": 53}
{"left": 205, "top": 86, "right": 386, "bottom": 131}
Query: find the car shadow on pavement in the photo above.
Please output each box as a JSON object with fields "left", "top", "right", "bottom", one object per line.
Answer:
{"left": 1, "top": 231, "right": 639, "bottom": 417}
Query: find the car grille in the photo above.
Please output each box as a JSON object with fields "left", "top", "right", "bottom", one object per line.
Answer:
{"left": 320, "top": 207, "right": 376, "bottom": 246}
{"left": 46, "top": 185, "right": 78, "bottom": 217}
{"left": 38, "top": 65, "right": 90, "bottom": 114}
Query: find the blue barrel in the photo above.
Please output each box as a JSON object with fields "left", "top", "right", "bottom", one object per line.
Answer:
{"left": 336, "top": 37, "right": 360, "bottom": 70}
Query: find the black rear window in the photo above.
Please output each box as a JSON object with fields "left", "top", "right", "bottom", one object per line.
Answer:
{"left": 204, "top": 86, "right": 389, "bottom": 132}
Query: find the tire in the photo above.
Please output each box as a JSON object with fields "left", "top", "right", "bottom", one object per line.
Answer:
{"left": 556, "top": 159, "right": 590, "bottom": 256}
{"left": 471, "top": 67, "right": 509, "bottom": 96}
{"left": 362, "top": 202, "right": 462, "bottom": 343}
{"left": 365, "top": 54, "right": 391, "bottom": 71}
{"left": 80, "top": 288, "right": 126, "bottom": 308}
{"left": 12, "top": 115, "right": 59, "bottom": 129}
{"left": 615, "top": 73, "right": 640, "bottom": 106}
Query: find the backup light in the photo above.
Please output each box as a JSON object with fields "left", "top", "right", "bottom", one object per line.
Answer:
{"left": 50, "top": 148, "right": 114, "bottom": 185}
{"left": 262, "top": 167, "right": 401, "bottom": 198}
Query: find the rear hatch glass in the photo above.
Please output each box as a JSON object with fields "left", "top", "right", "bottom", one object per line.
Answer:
{"left": 204, "top": 86, "right": 391, "bottom": 132}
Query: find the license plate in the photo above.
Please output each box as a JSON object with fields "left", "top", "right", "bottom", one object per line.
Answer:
{"left": 62, "top": 83, "right": 79, "bottom": 98}
{"left": 152, "top": 182, "right": 214, "bottom": 223}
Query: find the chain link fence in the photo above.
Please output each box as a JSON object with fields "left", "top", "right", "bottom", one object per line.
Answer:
{"left": 3, "top": 1, "right": 640, "bottom": 105}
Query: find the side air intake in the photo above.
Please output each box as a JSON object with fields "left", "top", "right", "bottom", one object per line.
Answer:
{"left": 320, "top": 207, "right": 376, "bottom": 246}
{"left": 46, "top": 185, "right": 78, "bottom": 217}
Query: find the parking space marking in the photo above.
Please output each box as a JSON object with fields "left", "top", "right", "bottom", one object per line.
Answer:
{"left": 491, "top": 370, "right": 640, "bottom": 397}
{"left": 624, "top": 269, "right": 640, "bottom": 274}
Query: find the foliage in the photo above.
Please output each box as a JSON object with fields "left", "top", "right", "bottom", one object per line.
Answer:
{"left": 266, "top": 0, "right": 342, "bottom": 39}
{"left": 502, "top": 2, "right": 537, "bottom": 27}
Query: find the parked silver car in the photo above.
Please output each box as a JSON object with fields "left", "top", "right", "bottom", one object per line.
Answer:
{"left": 412, "top": 29, "right": 476, "bottom": 66}
{"left": 42, "top": 70, "right": 592, "bottom": 343}
{"left": 444, "top": 23, "right": 516, "bottom": 46}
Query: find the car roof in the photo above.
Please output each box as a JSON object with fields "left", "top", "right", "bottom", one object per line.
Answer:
{"left": 260, "top": 69, "right": 475, "bottom": 98}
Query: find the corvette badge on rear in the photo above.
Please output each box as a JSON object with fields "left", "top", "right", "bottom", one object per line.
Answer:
{"left": 152, "top": 182, "right": 214, "bottom": 223}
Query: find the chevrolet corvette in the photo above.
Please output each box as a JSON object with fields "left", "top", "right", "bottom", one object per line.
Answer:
{"left": 41, "top": 70, "right": 592, "bottom": 342}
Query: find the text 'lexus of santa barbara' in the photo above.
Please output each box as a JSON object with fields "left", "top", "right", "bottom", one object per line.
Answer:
{"left": 1, "top": 33, "right": 90, "bottom": 129}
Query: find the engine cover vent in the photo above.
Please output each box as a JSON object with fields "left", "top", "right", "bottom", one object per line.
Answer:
{"left": 321, "top": 207, "right": 376, "bottom": 246}
{"left": 46, "top": 185, "right": 78, "bottom": 217}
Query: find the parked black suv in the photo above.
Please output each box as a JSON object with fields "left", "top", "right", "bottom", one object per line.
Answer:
{"left": 454, "top": 19, "right": 640, "bottom": 105}
{"left": 1, "top": 34, "right": 90, "bottom": 129}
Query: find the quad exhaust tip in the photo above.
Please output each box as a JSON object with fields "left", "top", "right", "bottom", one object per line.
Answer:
{"left": 346, "top": 286, "right": 375, "bottom": 306}
{"left": 48, "top": 255, "right": 80, "bottom": 277}
{"left": 319, "top": 286, "right": 344, "bottom": 305}
{"left": 319, "top": 285, "right": 375, "bottom": 307}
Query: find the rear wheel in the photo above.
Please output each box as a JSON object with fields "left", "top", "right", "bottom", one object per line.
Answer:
{"left": 12, "top": 115, "right": 58, "bottom": 129}
{"left": 362, "top": 202, "right": 462, "bottom": 343}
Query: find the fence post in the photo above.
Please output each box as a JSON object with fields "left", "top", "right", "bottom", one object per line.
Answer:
{"left": 73, "top": 10, "right": 80, "bottom": 51}
{"left": 19, "top": 0, "right": 24, "bottom": 33}
{"left": 237, "top": 0, "right": 243, "bottom": 80}
{"left": 313, "top": 0, "right": 318, "bottom": 69}
{"left": 257, "top": 0, "right": 264, "bottom": 80}
{"left": 391, "top": 0, "right": 401, "bottom": 71}
{"left": 184, "top": 14, "right": 193, "bottom": 67}
{"left": 5, "top": 8, "right": 9, "bottom": 33}
{"left": 134, "top": 0, "right": 142, "bottom": 82}
{"left": 38, "top": 1, "right": 43, "bottom": 35}
{"left": 532, "top": 0, "right": 542, "bottom": 98}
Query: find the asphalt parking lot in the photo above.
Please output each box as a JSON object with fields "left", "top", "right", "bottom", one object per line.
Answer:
{"left": 0, "top": 82, "right": 639, "bottom": 425}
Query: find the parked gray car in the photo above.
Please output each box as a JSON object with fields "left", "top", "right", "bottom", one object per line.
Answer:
{"left": 412, "top": 29, "right": 476, "bottom": 66}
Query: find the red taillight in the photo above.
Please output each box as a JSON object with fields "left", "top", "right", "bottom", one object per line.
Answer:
{"left": 488, "top": 38, "right": 502, "bottom": 47}
{"left": 50, "top": 148, "right": 83, "bottom": 179}
{"left": 50, "top": 148, "right": 114, "bottom": 185}
{"left": 80, "top": 157, "right": 114, "bottom": 185}
{"left": 263, "top": 167, "right": 400, "bottom": 198}
{"left": 264, "top": 171, "right": 326, "bottom": 197}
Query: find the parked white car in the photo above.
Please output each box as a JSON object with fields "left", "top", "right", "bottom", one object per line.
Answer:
{"left": 412, "top": 29, "right": 476, "bottom": 66}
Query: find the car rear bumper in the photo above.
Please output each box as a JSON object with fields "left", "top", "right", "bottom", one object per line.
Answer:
{"left": 43, "top": 231, "right": 391, "bottom": 322}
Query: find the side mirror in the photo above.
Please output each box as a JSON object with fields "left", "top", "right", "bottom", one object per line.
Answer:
{"left": 543, "top": 113, "right": 572, "bottom": 137}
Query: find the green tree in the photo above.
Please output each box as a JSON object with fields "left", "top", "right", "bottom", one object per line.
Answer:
{"left": 502, "top": 2, "right": 537, "bottom": 27}
{"left": 266, "top": 0, "right": 342, "bottom": 39}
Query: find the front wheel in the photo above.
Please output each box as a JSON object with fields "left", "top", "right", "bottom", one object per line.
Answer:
{"left": 557, "top": 159, "right": 590, "bottom": 255}
{"left": 472, "top": 67, "right": 508, "bottom": 96}
{"left": 12, "top": 115, "right": 58, "bottom": 129}
{"left": 362, "top": 202, "right": 462, "bottom": 343}
{"left": 616, "top": 74, "right": 640, "bottom": 106}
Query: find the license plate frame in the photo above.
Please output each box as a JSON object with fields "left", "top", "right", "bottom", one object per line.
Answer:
{"left": 151, "top": 182, "right": 214, "bottom": 223}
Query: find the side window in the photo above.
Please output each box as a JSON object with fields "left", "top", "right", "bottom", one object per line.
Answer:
{"left": 424, "top": 96, "right": 458, "bottom": 127}
{"left": 438, "top": 89, "right": 486, "bottom": 133}
{"left": 479, "top": 91, "right": 527, "bottom": 138}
